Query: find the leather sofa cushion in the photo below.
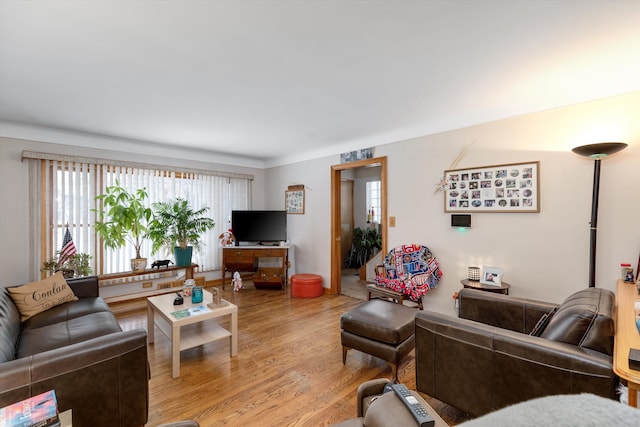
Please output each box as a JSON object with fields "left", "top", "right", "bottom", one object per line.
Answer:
{"left": 17, "top": 311, "right": 122, "bottom": 358}
{"left": 341, "top": 300, "right": 416, "bottom": 345}
{"left": 22, "top": 297, "right": 112, "bottom": 329}
{"left": 529, "top": 306, "right": 558, "bottom": 337}
{"left": 0, "top": 288, "right": 22, "bottom": 363}
{"left": 539, "top": 288, "right": 614, "bottom": 356}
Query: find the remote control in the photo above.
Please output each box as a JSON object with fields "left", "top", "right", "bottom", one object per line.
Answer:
{"left": 390, "top": 383, "right": 435, "bottom": 427}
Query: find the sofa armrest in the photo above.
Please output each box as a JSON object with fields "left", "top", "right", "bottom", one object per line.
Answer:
{"left": 458, "top": 288, "right": 557, "bottom": 333}
{"left": 355, "top": 378, "right": 390, "bottom": 417}
{"left": 415, "top": 310, "right": 616, "bottom": 416}
{"left": 66, "top": 275, "right": 99, "bottom": 298}
{"left": 0, "top": 329, "right": 149, "bottom": 427}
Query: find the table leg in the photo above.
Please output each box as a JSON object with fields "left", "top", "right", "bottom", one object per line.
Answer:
{"left": 629, "top": 383, "right": 639, "bottom": 408}
{"left": 147, "top": 304, "right": 155, "bottom": 343}
{"left": 171, "top": 324, "right": 181, "bottom": 378}
{"left": 230, "top": 308, "right": 238, "bottom": 357}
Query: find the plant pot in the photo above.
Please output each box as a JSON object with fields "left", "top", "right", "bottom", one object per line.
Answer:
{"left": 174, "top": 247, "right": 193, "bottom": 267}
{"left": 60, "top": 268, "right": 75, "bottom": 279}
{"left": 131, "top": 258, "right": 147, "bottom": 272}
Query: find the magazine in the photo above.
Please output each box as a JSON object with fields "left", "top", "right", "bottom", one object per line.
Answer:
{"left": 0, "top": 389, "right": 60, "bottom": 427}
{"left": 170, "top": 305, "right": 211, "bottom": 319}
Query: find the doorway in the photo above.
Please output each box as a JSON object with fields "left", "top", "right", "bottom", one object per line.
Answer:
{"left": 330, "top": 156, "right": 387, "bottom": 295}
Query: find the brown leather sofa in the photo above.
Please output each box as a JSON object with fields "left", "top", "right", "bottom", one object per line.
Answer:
{"left": 0, "top": 276, "right": 149, "bottom": 426}
{"left": 415, "top": 287, "right": 617, "bottom": 417}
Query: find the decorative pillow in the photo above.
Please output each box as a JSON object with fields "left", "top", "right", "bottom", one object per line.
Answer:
{"left": 8, "top": 271, "right": 77, "bottom": 321}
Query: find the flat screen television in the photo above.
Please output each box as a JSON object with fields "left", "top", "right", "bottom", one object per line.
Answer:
{"left": 231, "top": 210, "right": 287, "bottom": 246}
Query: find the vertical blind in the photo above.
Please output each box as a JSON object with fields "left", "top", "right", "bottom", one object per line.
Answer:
{"left": 25, "top": 153, "right": 251, "bottom": 280}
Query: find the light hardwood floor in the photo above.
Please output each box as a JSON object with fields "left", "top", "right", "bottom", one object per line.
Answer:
{"left": 113, "top": 283, "right": 470, "bottom": 427}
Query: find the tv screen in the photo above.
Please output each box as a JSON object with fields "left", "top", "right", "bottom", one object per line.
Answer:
{"left": 231, "top": 210, "right": 287, "bottom": 246}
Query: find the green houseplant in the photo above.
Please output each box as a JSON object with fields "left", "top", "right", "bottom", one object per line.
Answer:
{"left": 148, "top": 198, "right": 216, "bottom": 266}
{"left": 94, "top": 181, "right": 153, "bottom": 271}
{"left": 41, "top": 252, "right": 94, "bottom": 278}
{"left": 344, "top": 226, "right": 382, "bottom": 269}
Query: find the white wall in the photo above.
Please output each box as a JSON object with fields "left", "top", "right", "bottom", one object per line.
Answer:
{"left": 2, "top": 92, "right": 639, "bottom": 317}
{"left": 0, "top": 137, "right": 266, "bottom": 286}
{"left": 265, "top": 92, "right": 640, "bottom": 315}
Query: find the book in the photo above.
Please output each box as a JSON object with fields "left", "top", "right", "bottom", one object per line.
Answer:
{"left": 0, "top": 390, "right": 60, "bottom": 427}
{"left": 170, "top": 305, "right": 210, "bottom": 319}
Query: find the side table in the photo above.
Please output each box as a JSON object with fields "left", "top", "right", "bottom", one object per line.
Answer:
{"left": 460, "top": 279, "right": 511, "bottom": 295}
{"left": 613, "top": 279, "right": 640, "bottom": 407}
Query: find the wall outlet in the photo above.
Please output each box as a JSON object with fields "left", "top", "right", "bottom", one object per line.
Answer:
{"left": 142, "top": 281, "right": 153, "bottom": 289}
{"left": 389, "top": 216, "right": 396, "bottom": 227}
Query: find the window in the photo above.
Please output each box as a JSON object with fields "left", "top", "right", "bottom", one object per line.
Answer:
{"left": 25, "top": 153, "right": 252, "bottom": 278}
{"left": 366, "top": 180, "right": 381, "bottom": 224}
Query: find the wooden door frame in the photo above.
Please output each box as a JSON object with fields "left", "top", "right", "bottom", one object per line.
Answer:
{"left": 330, "top": 156, "right": 387, "bottom": 294}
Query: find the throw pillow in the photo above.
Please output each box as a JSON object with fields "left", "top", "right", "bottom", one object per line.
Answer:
{"left": 8, "top": 271, "right": 77, "bottom": 321}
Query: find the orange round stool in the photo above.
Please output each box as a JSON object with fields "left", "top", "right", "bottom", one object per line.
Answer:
{"left": 291, "top": 274, "right": 323, "bottom": 298}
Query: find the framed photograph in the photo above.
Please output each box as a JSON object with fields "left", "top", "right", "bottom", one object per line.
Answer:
{"left": 480, "top": 266, "right": 503, "bottom": 286}
{"left": 444, "top": 161, "right": 540, "bottom": 213}
{"left": 285, "top": 186, "right": 305, "bottom": 214}
{"left": 340, "top": 148, "right": 374, "bottom": 163}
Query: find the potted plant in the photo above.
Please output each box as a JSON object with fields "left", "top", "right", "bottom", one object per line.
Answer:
{"left": 94, "top": 181, "right": 153, "bottom": 271}
{"left": 41, "top": 252, "right": 93, "bottom": 278}
{"left": 148, "top": 198, "right": 216, "bottom": 266}
{"left": 344, "top": 226, "right": 382, "bottom": 269}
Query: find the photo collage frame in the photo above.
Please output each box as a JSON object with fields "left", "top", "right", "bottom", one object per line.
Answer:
{"left": 444, "top": 161, "right": 540, "bottom": 213}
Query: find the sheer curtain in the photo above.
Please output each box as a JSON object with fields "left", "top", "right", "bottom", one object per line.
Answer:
{"left": 25, "top": 152, "right": 252, "bottom": 278}
{"left": 26, "top": 158, "right": 98, "bottom": 280}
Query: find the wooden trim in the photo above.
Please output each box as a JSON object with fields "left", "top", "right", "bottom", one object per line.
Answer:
{"left": 330, "top": 156, "right": 387, "bottom": 295}
{"left": 330, "top": 166, "right": 341, "bottom": 294}
{"left": 39, "top": 160, "right": 48, "bottom": 279}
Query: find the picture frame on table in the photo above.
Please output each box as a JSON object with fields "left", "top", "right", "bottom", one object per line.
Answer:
{"left": 444, "top": 161, "right": 540, "bottom": 213}
{"left": 480, "top": 266, "right": 503, "bottom": 286}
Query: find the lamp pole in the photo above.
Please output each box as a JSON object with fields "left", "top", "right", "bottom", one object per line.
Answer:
{"left": 587, "top": 158, "right": 601, "bottom": 288}
{"left": 572, "top": 142, "right": 627, "bottom": 288}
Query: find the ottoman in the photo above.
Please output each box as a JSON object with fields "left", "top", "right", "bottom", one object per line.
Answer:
{"left": 340, "top": 299, "right": 417, "bottom": 380}
{"left": 291, "top": 273, "right": 323, "bottom": 298}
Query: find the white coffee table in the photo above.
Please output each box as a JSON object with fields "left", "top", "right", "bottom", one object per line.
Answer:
{"left": 147, "top": 289, "right": 238, "bottom": 378}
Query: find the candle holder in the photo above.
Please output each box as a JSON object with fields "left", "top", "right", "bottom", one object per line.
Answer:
{"left": 468, "top": 266, "right": 480, "bottom": 281}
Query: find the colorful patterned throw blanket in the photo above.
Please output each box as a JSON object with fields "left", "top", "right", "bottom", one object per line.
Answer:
{"left": 374, "top": 244, "right": 443, "bottom": 302}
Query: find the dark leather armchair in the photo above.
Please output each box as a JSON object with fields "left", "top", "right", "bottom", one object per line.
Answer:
{"left": 415, "top": 287, "right": 617, "bottom": 417}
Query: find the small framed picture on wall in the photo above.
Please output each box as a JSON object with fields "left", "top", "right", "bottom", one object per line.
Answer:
{"left": 285, "top": 185, "right": 305, "bottom": 214}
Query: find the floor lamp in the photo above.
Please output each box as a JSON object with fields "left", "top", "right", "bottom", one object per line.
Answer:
{"left": 572, "top": 142, "right": 627, "bottom": 287}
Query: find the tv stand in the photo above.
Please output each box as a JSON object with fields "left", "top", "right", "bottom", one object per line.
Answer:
{"left": 222, "top": 246, "right": 289, "bottom": 289}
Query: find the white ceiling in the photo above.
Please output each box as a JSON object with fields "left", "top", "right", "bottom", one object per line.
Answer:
{"left": 1, "top": 0, "right": 639, "bottom": 167}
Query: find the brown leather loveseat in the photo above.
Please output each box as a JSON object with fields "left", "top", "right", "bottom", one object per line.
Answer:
{"left": 0, "top": 275, "right": 149, "bottom": 426}
{"left": 414, "top": 287, "right": 617, "bottom": 416}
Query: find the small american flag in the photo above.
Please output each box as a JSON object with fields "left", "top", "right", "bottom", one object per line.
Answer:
{"left": 59, "top": 226, "right": 77, "bottom": 265}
